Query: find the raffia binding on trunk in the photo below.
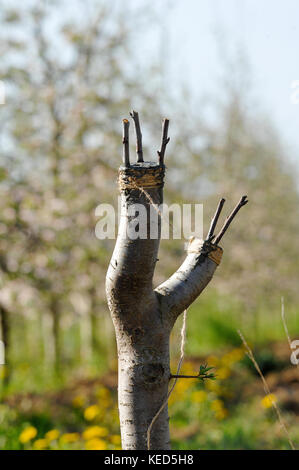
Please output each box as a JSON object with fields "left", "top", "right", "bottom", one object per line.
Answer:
{"left": 187, "top": 237, "right": 223, "bottom": 265}
{"left": 118, "top": 165, "right": 165, "bottom": 190}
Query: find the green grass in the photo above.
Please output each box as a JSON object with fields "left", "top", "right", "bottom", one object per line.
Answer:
{"left": 0, "top": 292, "right": 298, "bottom": 450}
{"left": 173, "top": 291, "right": 299, "bottom": 355}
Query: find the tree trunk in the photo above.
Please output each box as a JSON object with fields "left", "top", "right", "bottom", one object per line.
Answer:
{"left": 0, "top": 303, "right": 10, "bottom": 387}
{"left": 50, "top": 297, "right": 62, "bottom": 376}
{"left": 107, "top": 164, "right": 172, "bottom": 449}
{"left": 105, "top": 113, "right": 247, "bottom": 450}
{"left": 89, "top": 287, "right": 100, "bottom": 357}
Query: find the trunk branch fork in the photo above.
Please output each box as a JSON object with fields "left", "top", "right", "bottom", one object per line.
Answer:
{"left": 105, "top": 111, "right": 248, "bottom": 450}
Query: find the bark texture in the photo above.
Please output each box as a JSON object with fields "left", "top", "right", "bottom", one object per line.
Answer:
{"left": 106, "top": 164, "right": 222, "bottom": 450}
{"left": 105, "top": 113, "right": 247, "bottom": 450}
{"left": 106, "top": 163, "right": 172, "bottom": 449}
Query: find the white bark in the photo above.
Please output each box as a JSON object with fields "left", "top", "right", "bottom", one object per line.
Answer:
{"left": 106, "top": 164, "right": 222, "bottom": 450}
{"left": 105, "top": 113, "right": 246, "bottom": 450}
{"left": 155, "top": 239, "right": 223, "bottom": 326}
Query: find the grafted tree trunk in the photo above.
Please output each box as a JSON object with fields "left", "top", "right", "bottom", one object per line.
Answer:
{"left": 106, "top": 112, "right": 247, "bottom": 450}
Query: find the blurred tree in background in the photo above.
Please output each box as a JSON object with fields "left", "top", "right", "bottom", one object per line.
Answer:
{"left": 0, "top": 0, "right": 163, "bottom": 386}
{"left": 171, "top": 85, "right": 299, "bottom": 308}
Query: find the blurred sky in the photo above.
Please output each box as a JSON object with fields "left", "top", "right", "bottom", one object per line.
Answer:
{"left": 136, "top": 0, "right": 299, "bottom": 159}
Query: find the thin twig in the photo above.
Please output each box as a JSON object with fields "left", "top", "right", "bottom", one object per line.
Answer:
{"left": 170, "top": 374, "right": 202, "bottom": 379}
{"left": 238, "top": 329, "right": 296, "bottom": 450}
{"left": 214, "top": 195, "right": 248, "bottom": 245}
{"left": 281, "top": 297, "right": 292, "bottom": 349}
{"left": 281, "top": 297, "right": 299, "bottom": 370}
{"left": 130, "top": 110, "right": 143, "bottom": 162}
{"left": 170, "top": 365, "right": 215, "bottom": 380}
{"left": 206, "top": 198, "right": 226, "bottom": 240}
{"left": 157, "top": 118, "right": 170, "bottom": 165}
{"left": 147, "top": 309, "right": 188, "bottom": 450}
{"left": 170, "top": 374, "right": 198, "bottom": 379}
{"left": 122, "top": 119, "right": 130, "bottom": 167}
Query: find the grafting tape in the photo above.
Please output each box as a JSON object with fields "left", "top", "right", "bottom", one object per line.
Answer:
{"left": 187, "top": 237, "right": 223, "bottom": 265}
{"left": 118, "top": 165, "right": 165, "bottom": 191}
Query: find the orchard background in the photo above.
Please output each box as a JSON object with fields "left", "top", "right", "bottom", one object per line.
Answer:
{"left": 0, "top": 0, "right": 298, "bottom": 450}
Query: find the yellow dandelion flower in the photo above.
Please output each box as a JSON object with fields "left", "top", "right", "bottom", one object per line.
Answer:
{"left": 215, "top": 408, "right": 228, "bottom": 420}
{"left": 84, "top": 405, "right": 100, "bottom": 421}
{"left": 168, "top": 379, "right": 190, "bottom": 405}
{"left": 205, "top": 380, "right": 220, "bottom": 393}
{"left": 60, "top": 432, "right": 80, "bottom": 444}
{"left": 181, "top": 361, "right": 195, "bottom": 375}
{"left": 111, "top": 409, "right": 120, "bottom": 424}
{"left": 206, "top": 355, "right": 219, "bottom": 367}
{"left": 45, "top": 429, "right": 60, "bottom": 441}
{"left": 222, "top": 348, "right": 245, "bottom": 366}
{"left": 231, "top": 347, "right": 245, "bottom": 361}
{"left": 96, "top": 386, "right": 113, "bottom": 408}
{"left": 191, "top": 390, "right": 207, "bottom": 403}
{"left": 85, "top": 438, "right": 107, "bottom": 450}
{"left": 72, "top": 395, "right": 85, "bottom": 408}
{"left": 96, "top": 386, "right": 110, "bottom": 401}
{"left": 100, "top": 398, "right": 112, "bottom": 409}
{"left": 82, "top": 426, "right": 108, "bottom": 440}
{"left": 176, "top": 379, "right": 191, "bottom": 393}
{"left": 19, "top": 426, "right": 37, "bottom": 444}
{"left": 110, "top": 434, "right": 121, "bottom": 445}
{"left": 0, "top": 366, "right": 7, "bottom": 379}
{"left": 33, "top": 439, "right": 48, "bottom": 450}
{"left": 217, "top": 367, "right": 231, "bottom": 380}
{"left": 210, "top": 399, "right": 224, "bottom": 411}
{"left": 261, "top": 393, "right": 277, "bottom": 409}
{"left": 220, "top": 354, "right": 232, "bottom": 366}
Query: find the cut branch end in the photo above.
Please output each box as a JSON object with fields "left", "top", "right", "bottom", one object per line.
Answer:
{"left": 206, "top": 198, "right": 226, "bottom": 241}
{"left": 214, "top": 195, "right": 248, "bottom": 245}
{"left": 130, "top": 110, "right": 143, "bottom": 163}
{"left": 157, "top": 118, "right": 170, "bottom": 165}
{"left": 122, "top": 118, "right": 130, "bottom": 167}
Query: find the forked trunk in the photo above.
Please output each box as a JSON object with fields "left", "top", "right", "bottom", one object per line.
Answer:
{"left": 105, "top": 112, "right": 247, "bottom": 449}
{"left": 106, "top": 163, "right": 171, "bottom": 449}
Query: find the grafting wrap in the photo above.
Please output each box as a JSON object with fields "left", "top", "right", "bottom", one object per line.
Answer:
{"left": 187, "top": 237, "right": 223, "bottom": 265}
{"left": 118, "top": 164, "right": 165, "bottom": 191}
